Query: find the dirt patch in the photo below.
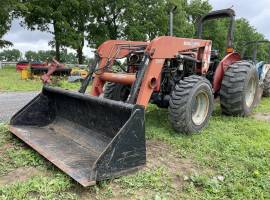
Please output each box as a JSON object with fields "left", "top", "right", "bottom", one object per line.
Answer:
{"left": 0, "top": 167, "right": 45, "bottom": 186}
{"left": 146, "top": 140, "right": 198, "bottom": 189}
{"left": 253, "top": 112, "right": 270, "bottom": 122}
{"left": 0, "top": 143, "right": 13, "bottom": 156}
{"left": 77, "top": 140, "right": 199, "bottom": 200}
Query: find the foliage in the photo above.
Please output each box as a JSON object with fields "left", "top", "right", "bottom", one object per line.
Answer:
{"left": 0, "top": 0, "right": 15, "bottom": 48}
{"left": 0, "top": 40, "right": 13, "bottom": 49}
{"left": 0, "top": 49, "right": 21, "bottom": 61}
{"left": 13, "top": 0, "right": 270, "bottom": 63}
{"left": 87, "top": 0, "right": 212, "bottom": 47}
{"left": 17, "top": 0, "right": 92, "bottom": 64}
{"left": 25, "top": 49, "right": 77, "bottom": 63}
{"left": 58, "top": 0, "right": 92, "bottom": 64}
{"left": 60, "top": 50, "right": 78, "bottom": 63}
{"left": 17, "top": 0, "right": 69, "bottom": 60}
{"left": 234, "top": 18, "right": 269, "bottom": 62}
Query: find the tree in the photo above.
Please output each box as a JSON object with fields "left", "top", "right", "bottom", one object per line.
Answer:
{"left": 15, "top": 0, "right": 269, "bottom": 64}
{"left": 123, "top": 0, "right": 169, "bottom": 40}
{"left": 18, "top": 0, "right": 92, "bottom": 64}
{"left": 0, "top": 0, "right": 14, "bottom": 48}
{"left": 17, "top": 0, "right": 69, "bottom": 60}
{"left": 25, "top": 50, "right": 38, "bottom": 61}
{"left": 123, "top": 0, "right": 211, "bottom": 40}
{"left": 59, "top": 0, "right": 91, "bottom": 64}
{"left": 87, "top": 0, "right": 127, "bottom": 47}
{"left": 0, "top": 49, "right": 22, "bottom": 61}
{"left": 25, "top": 50, "right": 55, "bottom": 61}
{"left": 25, "top": 49, "right": 78, "bottom": 63}
{"left": 234, "top": 18, "right": 268, "bottom": 62}
{"left": 186, "top": 0, "right": 212, "bottom": 26}
{"left": 87, "top": 0, "right": 212, "bottom": 47}
{"left": 60, "top": 49, "right": 77, "bottom": 63}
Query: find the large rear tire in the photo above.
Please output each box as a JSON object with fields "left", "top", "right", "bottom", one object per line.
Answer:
{"left": 220, "top": 61, "right": 259, "bottom": 116}
{"left": 263, "top": 69, "right": 270, "bottom": 97}
{"left": 103, "top": 82, "right": 130, "bottom": 101}
{"left": 168, "top": 75, "right": 214, "bottom": 134}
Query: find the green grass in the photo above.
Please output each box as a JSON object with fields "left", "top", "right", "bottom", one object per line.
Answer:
{"left": 255, "top": 97, "right": 270, "bottom": 113}
{"left": 0, "top": 98, "right": 270, "bottom": 199}
{"left": 0, "top": 66, "right": 81, "bottom": 92}
{"left": 146, "top": 104, "right": 270, "bottom": 199}
{"left": 0, "top": 68, "right": 270, "bottom": 199}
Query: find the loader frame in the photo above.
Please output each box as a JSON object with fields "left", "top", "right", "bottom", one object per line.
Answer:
{"left": 91, "top": 37, "right": 212, "bottom": 107}
{"left": 89, "top": 9, "right": 241, "bottom": 104}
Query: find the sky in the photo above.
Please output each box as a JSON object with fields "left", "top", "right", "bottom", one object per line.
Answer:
{"left": 2, "top": 19, "right": 94, "bottom": 57}
{"left": 209, "top": 0, "right": 270, "bottom": 39}
{"left": 2, "top": 0, "right": 270, "bottom": 58}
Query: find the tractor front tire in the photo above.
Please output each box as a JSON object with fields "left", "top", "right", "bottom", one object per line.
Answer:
{"left": 103, "top": 82, "right": 130, "bottom": 101}
{"left": 168, "top": 75, "right": 214, "bottom": 134}
{"left": 263, "top": 69, "right": 270, "bottom": 97}
{"left": 220, "top": 61, "right": 259, "bottom": 116}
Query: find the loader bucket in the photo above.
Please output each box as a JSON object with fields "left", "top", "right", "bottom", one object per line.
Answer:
{"left": 9, "top": 86, "right": 146, "bottom": 187}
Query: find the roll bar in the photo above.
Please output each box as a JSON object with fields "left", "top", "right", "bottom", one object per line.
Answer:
{"left": 241, "top": 40, "right": 270, "bottom": 63}
{"left": 197, "top": 8, "right": 235, "bottom": 50}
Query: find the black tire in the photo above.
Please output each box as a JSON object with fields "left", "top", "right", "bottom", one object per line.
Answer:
{"left": 103, "top": 82, "right": 130, "bottom": 101}
{"left": 168, "top": 75, "right": 214, "bottom": 134}
{"left": 220, "top": 61, "right": 259, "bottom": 116}
{"left": 263, "top": 69, "right": 270, "bottom": 97}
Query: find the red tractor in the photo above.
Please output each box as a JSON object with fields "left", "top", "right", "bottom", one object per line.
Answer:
{"left": 82, "top": 8, "right": 259, "bottom": 132}
{"left": 9, "top": 9, "right": 261, "bottom": 186}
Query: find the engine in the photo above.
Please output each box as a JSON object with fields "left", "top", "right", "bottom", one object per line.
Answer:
{"left": 151, "top": 57, "right": 196, "bottom": 108}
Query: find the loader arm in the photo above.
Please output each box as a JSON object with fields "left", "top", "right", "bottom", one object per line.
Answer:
{"left": 91, "top": 36, "right": 212, "bottom": 107}
{"left": 41, "top": 58, "right": 65, "bottom": 83}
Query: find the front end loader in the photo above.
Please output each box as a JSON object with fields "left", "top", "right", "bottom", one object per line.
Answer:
{"left": 9, "top": 9, "right": 260, "bottom": 186}
{"left": 10, "top": 87, "right": 145, "bottom": 186}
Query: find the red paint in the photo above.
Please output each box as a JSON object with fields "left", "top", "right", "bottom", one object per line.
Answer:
{"left": 90, "top": 37, "right": 212, "bottom": 107}
{"left": 213, "top": 52, "right": 241, "bottom": 93}
{"left": 16, "top": 61, "right": 48, "bottom": 71}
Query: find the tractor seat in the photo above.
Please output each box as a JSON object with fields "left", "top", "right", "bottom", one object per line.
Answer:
{"left": 211, "top": 50, "right": 219, "bottom": 60}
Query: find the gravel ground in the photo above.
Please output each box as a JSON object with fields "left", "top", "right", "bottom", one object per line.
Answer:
{"left": 0, "top": 92, "right": 38, "bottom": 123}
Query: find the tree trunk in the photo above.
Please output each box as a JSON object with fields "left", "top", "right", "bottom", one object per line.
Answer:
{"left": 77, "top": 33, "right": 84, "bottom": 64}
{"left": 77, "top": 47, "right": 83, "bottom": 64}
{"left": 53, "top": 20, "right": 61, "bottom": 61}
{"left": 55, "top": 39, "right": 60, "bottom": 61}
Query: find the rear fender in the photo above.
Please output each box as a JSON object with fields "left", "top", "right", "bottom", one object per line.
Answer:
{"left": 213, "top": 52, "right": 241, "bottom": 93}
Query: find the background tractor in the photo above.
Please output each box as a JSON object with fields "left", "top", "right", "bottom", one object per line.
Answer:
{"left": 9, "top": 9, "right": 262, "bottom": 186}
{"left": 241, "top": 40, "right": 270, "bottom": 97}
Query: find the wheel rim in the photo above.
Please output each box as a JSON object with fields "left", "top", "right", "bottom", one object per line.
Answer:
{"left": 245, "top": 77, "right": 256, "bottom": 107}
{"left": 192, "top": 91, "right": 210, "bottom": 126}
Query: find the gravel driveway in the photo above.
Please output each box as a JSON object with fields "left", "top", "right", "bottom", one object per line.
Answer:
{"left": 0, "top": 92, "right": 38, "bottom": 123}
